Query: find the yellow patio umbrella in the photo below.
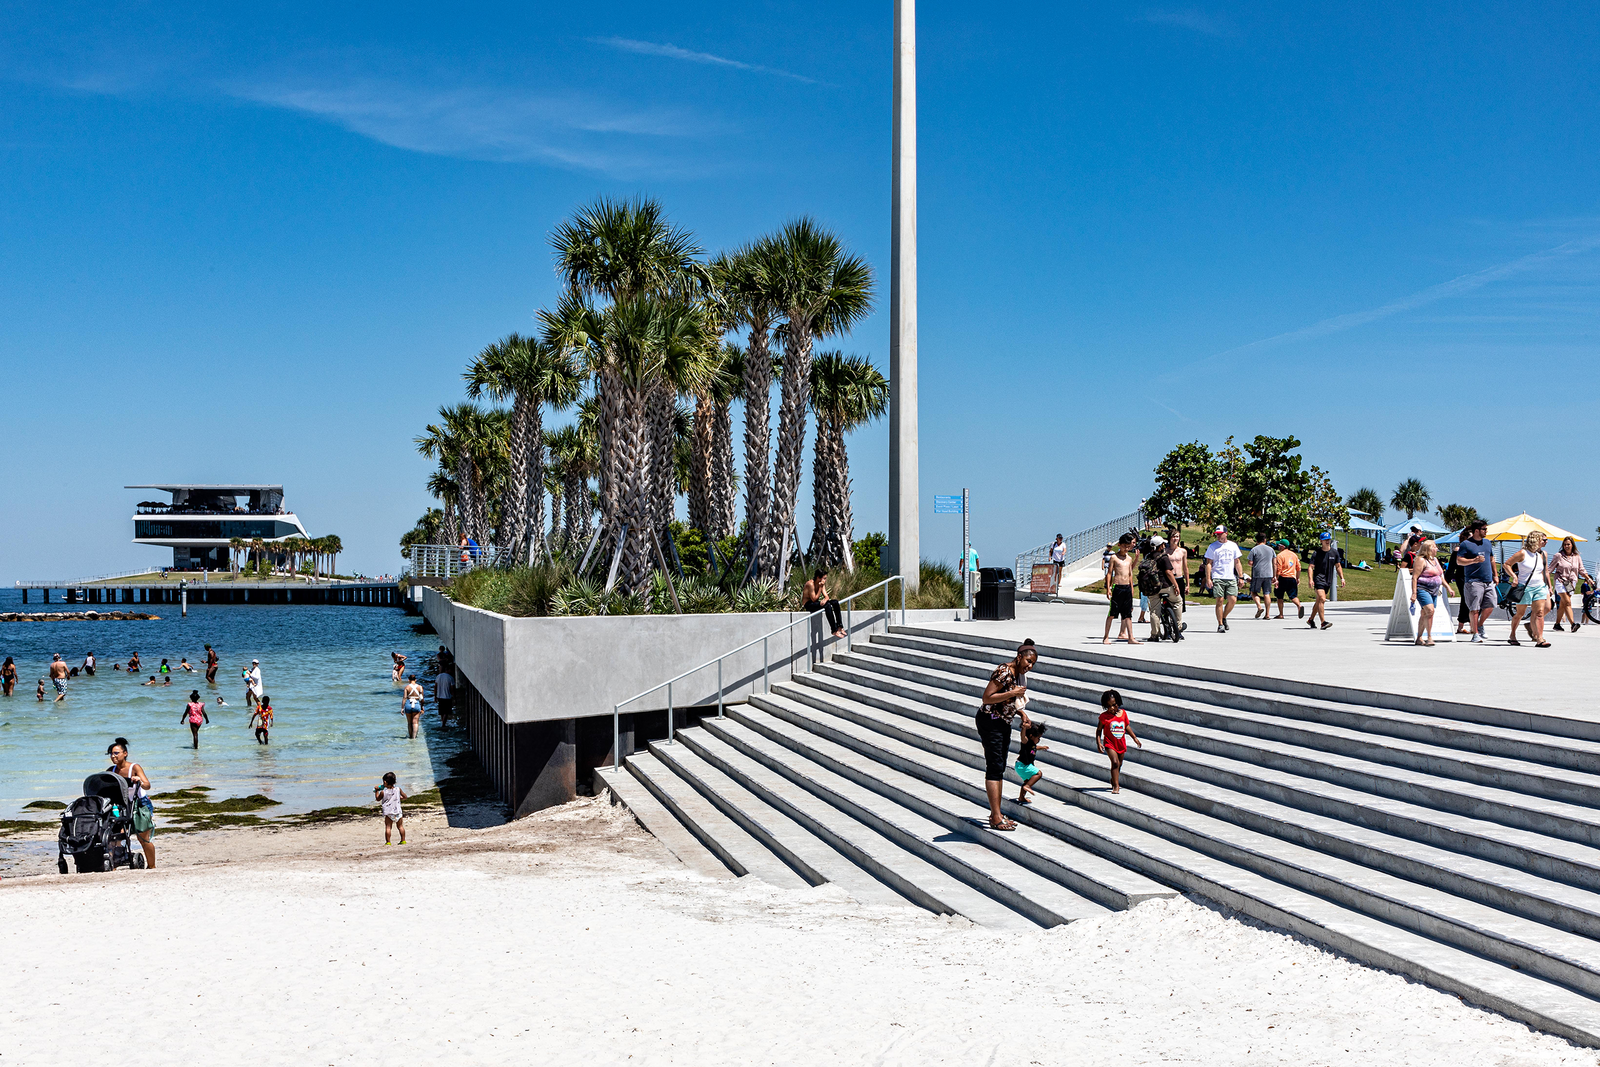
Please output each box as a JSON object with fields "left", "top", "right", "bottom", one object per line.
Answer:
{"left": 1483, "top": 513, "right": 1588, "bottom": 543}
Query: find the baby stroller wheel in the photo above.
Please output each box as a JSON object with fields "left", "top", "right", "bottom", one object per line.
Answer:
{"left": 102, "top": 851, "right": 115, "bottom": 872}
{"left": 132, "top": 852, "right": 147, "bottom": 870}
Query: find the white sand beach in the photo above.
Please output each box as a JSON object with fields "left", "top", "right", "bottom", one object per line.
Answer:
{"left": 2, "top": 797, "right": 1593, "bottom": 1067}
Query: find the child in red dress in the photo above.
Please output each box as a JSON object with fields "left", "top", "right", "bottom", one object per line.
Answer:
{"left": 1097, "top": 689, "right": 1142, "bottom": 794}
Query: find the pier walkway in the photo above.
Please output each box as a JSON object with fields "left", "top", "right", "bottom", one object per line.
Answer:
{"left": 14, "top": 577, "right": 401, "bottom": 607}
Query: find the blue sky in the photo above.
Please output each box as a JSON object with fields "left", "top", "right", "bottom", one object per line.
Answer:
{"left": 3, "top": 2, "right": 1599, "bottom": 580}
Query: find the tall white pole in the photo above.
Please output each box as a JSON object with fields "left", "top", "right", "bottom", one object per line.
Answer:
{"left": 889, "top": 0, "right": 920, "bottom": 591}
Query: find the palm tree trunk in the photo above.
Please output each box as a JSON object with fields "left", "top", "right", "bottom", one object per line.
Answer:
{"left": 564, "top": 470, "right": 587, "bottom": 549}
{"left": 808, "top": 416, "right": 839, "bottom": 565}
{"left": 615, "top": 380, "right": 654, "bottom": 596}
{"left": 598, "top": 366, "right": 623, "bottom": 531}
{"left": 688, "top": 394, "right": 715, "bottom": 533}
{"left": 742, "top": 324, "right": 774, "bottom": 572}
{"left": 710, "top": 396, "right": 736, "bottom": 541}
{"left": 763, "top": 325, "right": 813, "bottom": 578}
{"left": 648, "top": 381, "right": 676, "bottom": 533}
{"left": 441, "top": 501, "right": 459, "bottom": 553}
{"left": 548, "top": 483, "right": 563, "bottom": 555}
{"left": 835, "top": 424, "right": 855, "bottom": 573}
{"left": 504, "top": 394, "right": 534, "bottom": 561}
{"left": 524, "top": 402, "right": 547, "bottom": 564}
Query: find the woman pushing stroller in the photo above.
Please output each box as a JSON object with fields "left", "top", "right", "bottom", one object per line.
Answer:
{"left": 107, "top": 737, "right": 155, "bottom": 869}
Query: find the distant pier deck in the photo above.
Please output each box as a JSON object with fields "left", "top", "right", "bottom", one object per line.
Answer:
{"left": 14, "top": 576, "right": 402, "bottom": 608}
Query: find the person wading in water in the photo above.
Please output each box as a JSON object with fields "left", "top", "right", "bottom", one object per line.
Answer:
{"left": 976, "top": 640, "right": 1038, "bottom": 832}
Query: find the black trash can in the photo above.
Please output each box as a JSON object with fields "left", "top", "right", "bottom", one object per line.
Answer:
{"left": 973, "top": 566, "right": 1016, "bottom": 621}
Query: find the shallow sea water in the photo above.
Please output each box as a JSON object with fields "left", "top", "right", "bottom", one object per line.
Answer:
{"left": 0, "top": 589, "right": 464, "bottom": 824}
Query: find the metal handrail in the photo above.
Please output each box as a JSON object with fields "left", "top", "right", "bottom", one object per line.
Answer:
{"left": 14, "top": 568, "right": 163, "bottom": 588}
{"left": 611, "top": 575, "right": 908, "bottom": 770}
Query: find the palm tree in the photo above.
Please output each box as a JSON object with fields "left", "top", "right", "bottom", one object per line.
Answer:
{"left": 248, "top": 538, "right": 266, "bottom": 576}
{"left": 808, "top": 352, "right": 889, "bottom": 568}
{"left": 647, "top": 300, "right": 717, "bottom": 531}
{"left": 1346, "top": 487, "right": 1385, "bottom": 522}
{"left": 689, "top": 344, "right": 743, "bottom": 540}
{"left": 426, "top": 468, "right": 460, "bottom": 549}
{"left": 323, "top": 534, "right": 343, "bottom": 578}
{"left": 548, "top": 419, "right": 599, "bottom": 550}
{"left": 465, "top": 333, "right": 582, "bottom": 565}
{"left": 761, "top": 219, "right": 875, "bottom": 577}
{"left": 1390, "top": 478, "right": 1432, "bottom": 520}
{"left": 715, "top": 242, "right": 784, "bottom": 569}
{"left": 228, "top": 537, "right": 244, "bottom": 576}
{"left": 548, "top": 197, "right": 705, "bottom": 542}
{"left": 417, "top": 404, "right": 507, "bottom": 547}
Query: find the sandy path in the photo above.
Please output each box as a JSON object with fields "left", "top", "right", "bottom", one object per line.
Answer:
{"left": 2, "top": 798, "right": 1593, "bottom": 1066}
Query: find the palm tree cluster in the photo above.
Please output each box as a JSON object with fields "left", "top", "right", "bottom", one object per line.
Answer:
{"left": 412, "top": 197, "right": 886, "bottom": 603}
{"left": 226, "top": 534, "right": 344, "bottom": 579}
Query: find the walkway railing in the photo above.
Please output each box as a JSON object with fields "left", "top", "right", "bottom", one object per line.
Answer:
{"left": 14, "top": 568, "right": 162, "bottom": 589}
{"left": 403, "top": 543, "right": 506, "bottom": 579}
{"left": 1014, "top": 507, "right": 1146, "bottom": 588}
{"left": 611, "top": 575, "right": 907, "bottom": 770}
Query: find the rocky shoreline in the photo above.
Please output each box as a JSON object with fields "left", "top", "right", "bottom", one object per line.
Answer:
{"left": 0, "top": 611, "right": 161, "bottom": 622}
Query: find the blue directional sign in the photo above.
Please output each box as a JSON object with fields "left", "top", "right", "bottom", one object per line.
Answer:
{"left": 934, "top": 495, "right": 964, "bottom": 514}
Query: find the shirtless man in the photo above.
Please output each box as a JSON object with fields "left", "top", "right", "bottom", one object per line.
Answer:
{"left": 1101, "top": 535, "right": 1141, "bottom": 645}
{"left": 204, "top": 644, "right": 219, "bottom": 684}
{"left": 402, "top": 674, "right": 425, "bottom": 739}
{"left": 1165, "top": 526, "right": 1190, "bottom": 610}
{"left": 48, "top": 654, "right": 69, "bottom": 702}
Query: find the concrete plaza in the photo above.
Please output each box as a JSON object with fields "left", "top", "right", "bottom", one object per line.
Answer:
{"left": 938, "top": 598, "right": 1599, "bottom": 729}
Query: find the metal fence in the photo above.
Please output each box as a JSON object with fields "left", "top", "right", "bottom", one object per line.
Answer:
{"left": 403, "top": 543, "right": 506, "bottom": 580}
{"left": 1014, "top": 507, "right": 1146, "bottom": 585}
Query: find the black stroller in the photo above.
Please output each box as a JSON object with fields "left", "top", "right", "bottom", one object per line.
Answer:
{"left": 57, "top": 773, "right": 146, "bottom": 874}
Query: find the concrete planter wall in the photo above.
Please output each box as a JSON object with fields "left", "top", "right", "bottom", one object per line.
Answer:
{"left": 421, "top": 586, "right": 960, "bottom": 724}
{"left": 419, "top": 587, "right": 964, "bottom": 817}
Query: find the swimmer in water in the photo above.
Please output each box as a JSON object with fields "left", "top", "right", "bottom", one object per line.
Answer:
{"left": 391, "top": 652, "right": 407, "bottom": 684}
{"left": 179, "top": 658, "right": 194, "bottom": 672}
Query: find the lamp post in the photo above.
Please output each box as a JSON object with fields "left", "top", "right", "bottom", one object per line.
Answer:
{"left": 889, "top": 0, "right": 920, "bottom": 590}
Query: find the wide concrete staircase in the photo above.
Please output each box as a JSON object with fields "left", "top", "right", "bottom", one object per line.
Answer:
{"left": 597, "top": 624, "right": 1600, "bottom": 1045}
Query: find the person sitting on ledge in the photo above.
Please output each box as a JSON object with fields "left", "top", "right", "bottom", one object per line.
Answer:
{"left": 803, "top": 568, "right": 847, "bottom": 639}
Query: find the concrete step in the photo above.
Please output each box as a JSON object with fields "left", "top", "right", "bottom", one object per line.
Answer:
{"left": 885, "top": 623, "right": 1600, "bottom": 744}
{"left": 593, "top": 764, "right": 734, "bottom": 881}
{"left": 756, "top": 680, "right": 1600, "bottom": 1003}
{"left": 645, "top": 739, "right": 916, "bottom": 910}
{"left": 797, "top": 660, "right": 1600, "bottom": 896}
{"left": 673, "top": 727, "right": 1058, "bottom": 929}
{"left": 622, "top": 751, "right": 811, "bottom": 890}
{"left": 734, "top": 692, "right": 1600, "bottom": 1045}
{"left": 860, "top": 632, "right": 1600, "bottom": 790}
{"left": 714, "top": 702, "right": 1164, "bottom": 913}
{"left": 825, "top": 650, "right": 1600, "bottom": 852}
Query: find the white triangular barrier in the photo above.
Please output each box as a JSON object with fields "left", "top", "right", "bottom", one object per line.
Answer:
{"left": 1385, "top": 570, "right": 1455, "bottom": 642}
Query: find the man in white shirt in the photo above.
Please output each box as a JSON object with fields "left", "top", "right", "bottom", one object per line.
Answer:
{"left": 1049, "top": 535, "right": 1067, "bottom": 588}
{"left": 1202, "top": 526, "right": 1246, "bottom": 633}
{"left": 245, "top": 659, "right": 263, "bottom": 708}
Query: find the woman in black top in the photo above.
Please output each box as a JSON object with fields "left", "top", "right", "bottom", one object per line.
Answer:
{"left": 976, "top": 639, "right": 1037, "bottom": 831}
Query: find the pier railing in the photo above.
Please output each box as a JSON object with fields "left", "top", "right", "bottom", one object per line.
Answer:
{"left": 14, "top": 568, "right": 162, "bottom": 589}
{"left": 609, "top": 575, "right": 907, "bottom": 770}
{"left": 1014, "top": 507, "right": 1146, "bottom": 590}
{"left": 404, "top": 543, "right": 506, "bottom": 580}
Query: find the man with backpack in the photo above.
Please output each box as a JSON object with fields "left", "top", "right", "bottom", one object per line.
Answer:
{"left": 1142, "top": 535, "right": 1184, "bottom": 641}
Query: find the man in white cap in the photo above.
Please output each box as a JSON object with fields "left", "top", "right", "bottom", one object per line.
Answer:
{"left": 1202, "top": 525, "right": 1245, "bottom": 633}
{"left": 245, "top": 659, "right": 263, "bottom": 708}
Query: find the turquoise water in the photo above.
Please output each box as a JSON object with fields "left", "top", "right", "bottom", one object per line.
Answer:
{"left": 0, "top": 589, "right": 465, "bottom": 823}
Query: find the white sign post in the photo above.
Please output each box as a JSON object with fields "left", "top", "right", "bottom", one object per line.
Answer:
{"left": 1385, "top": 570, "right": 1455, "bottom": 642}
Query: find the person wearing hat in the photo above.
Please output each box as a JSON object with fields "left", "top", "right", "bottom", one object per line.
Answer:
{"left": 1308, "top": 532, "right": 1346, "bottom": 630}
{"left": 244, "top": 658, "right": 263, "bottom": 708}
{"left": 1202, "top": 525, "right": 1245, "bottom": 633}
{"left": 1145, "top": 535, "right": 1184, "bottom": 640}
{"left": 1273, "top": 539, "right": 1304, "bottom": 619}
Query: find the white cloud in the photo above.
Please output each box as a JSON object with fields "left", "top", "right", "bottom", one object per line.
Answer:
{"left": 227, "top": 77, "right": 717, "bottom": 176}
{"left": 592, "top": 37, "right": 817, "bottom": 84}
{"left": 1138, "top": 10, "right": 1230, "bottom": 37}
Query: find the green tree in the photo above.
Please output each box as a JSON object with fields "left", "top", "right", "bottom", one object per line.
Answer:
{"left": 228, "top": 536, "right": 244, "bottom": 575}
{"left": 1438, "top": 503, "right": 1482, "bottom": 532}
{"left": 1307, "top": 467, "right": 1351, "bottom": 538}
{"left": 688, "top": 344, "right": 743, "bottom": 541}
{"left": 760, "top": 219, "right": 875, "bottom": 580}
{"left": 1201, "top": 437, "right": 1246, "bottom": 531}
{"left": 808, "top": 351, "right": 889, "bottom": 568}
{"left": 1146, "top": 441, "right": 1217, "bottom": 526}
{"left": 1390, "top": 478, "right": 1431, "bottom": 520}
{"left": 1346, "top": 487, "right": 1385, "bottom": 522}
{"left": 323, "top": 534, "right": 343, "bottom": 578}
{"left": 399, "top": 509, "right": 442, "bottom": 560}
{"left": 1223, "top": 435, "right": 1315, "bottom": 543}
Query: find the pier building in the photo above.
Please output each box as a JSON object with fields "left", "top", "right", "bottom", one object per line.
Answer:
{"left": 127, "top": 484, "right": 309, "bottom": 571}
